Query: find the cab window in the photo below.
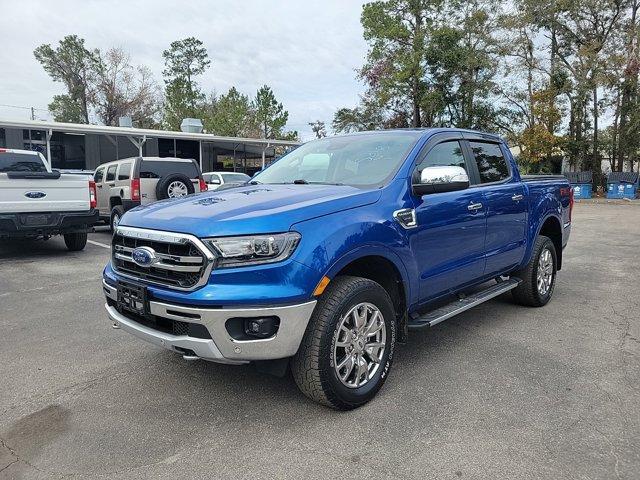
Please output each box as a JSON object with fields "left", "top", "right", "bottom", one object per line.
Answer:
{"left": 417, "top": 141, "right": 467, "bottom": 173}
{"left": 94, "top": 167, "right": 104, "bottom": 183}
{"left": 469, "top": 141, "right": 510, "bottom": 183}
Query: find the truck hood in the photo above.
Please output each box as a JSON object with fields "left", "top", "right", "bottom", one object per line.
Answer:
{"left": 121, "top": 184, "right": 381, "bottom": 237}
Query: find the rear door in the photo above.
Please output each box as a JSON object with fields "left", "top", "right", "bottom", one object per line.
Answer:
{"left": 464, "top": 138, "right": 527, "bottom": 276}
{"left": 411, "top": 134, "right": 488, "bottom": 302}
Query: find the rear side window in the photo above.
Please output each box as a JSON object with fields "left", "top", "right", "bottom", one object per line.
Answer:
{"left": 118, "top": 162, "right": 131, "bottom": 180}
{"left": 0, "top": 152, "right": 47, "bottom": 173}
{"left": 106, "top": 165, "right": 117, "bottom": 182}
{"left": 139, "top": 160, "right": 199, "bottom": 179}
{"left": 94, "top": 167, "right": 104, "bottom": 182}
{"left": 417, "top": 141, "right": 466, "bottom": 172}
{"left": 469, "top": 142, "right": 510, "bottom": 183}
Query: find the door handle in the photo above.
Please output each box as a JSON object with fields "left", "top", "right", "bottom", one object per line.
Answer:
{"left": 511, "top": 194, "right": 524, "bottom": 201}
{"left": 468, "top": 202, "right": 483, "bottom": 211}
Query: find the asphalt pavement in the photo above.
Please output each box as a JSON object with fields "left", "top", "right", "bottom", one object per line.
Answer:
{"left": 0, "top": 204, "right": 638, "bottom": 479}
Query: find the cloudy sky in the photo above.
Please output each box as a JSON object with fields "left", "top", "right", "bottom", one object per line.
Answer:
{"left": 0, "top": 0, "right": 368, "bottom": 140}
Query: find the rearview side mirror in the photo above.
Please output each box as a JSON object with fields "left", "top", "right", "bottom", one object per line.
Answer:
{"left": 413, "top": 166, "right": 470, "bottom": 196}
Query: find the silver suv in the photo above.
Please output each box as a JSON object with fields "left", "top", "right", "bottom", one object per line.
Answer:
{"left": 93, "top": 157, "right": 206, "bottom": 230}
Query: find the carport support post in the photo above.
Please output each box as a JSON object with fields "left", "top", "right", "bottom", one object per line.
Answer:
{"left": 127, "top": 135, "right": 147, "bottom": 157}
{"left": 261, "top": 142, "right": 271, "bottom": 170}
{"left": 199, "top": 141, "right": 203, "bottom": 171}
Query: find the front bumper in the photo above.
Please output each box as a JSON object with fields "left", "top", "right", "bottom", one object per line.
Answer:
{"left": 0, "top": 209, "right": 99, "bottom": 237}
{"left": 103, "top": 280, "right": 316, "bottom": 364}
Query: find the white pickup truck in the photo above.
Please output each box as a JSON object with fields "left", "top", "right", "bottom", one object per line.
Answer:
{"left": 0, "top": 148, "right": 98, "bottom": 251}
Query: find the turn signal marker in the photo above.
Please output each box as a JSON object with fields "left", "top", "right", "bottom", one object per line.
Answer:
{"left": 313, "top": 276, "right": 331, "bottom": 296}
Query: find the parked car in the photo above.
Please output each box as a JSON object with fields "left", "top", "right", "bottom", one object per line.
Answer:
{"left": 203, "top": 171, "right": 251, "bottom": 190}
{"left": 102, "top": 129, "right": 573, "bottom": 409}
{"left": 0, "top": 148, "right": 98, "bottom": 251}
{"left": 93, "top": 157, "right": 207, "bottom": 230}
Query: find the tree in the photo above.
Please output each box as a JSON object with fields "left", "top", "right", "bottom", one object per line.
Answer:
{"left": 162, "top": 37, "right": 211, "bottom": 129}
{"left": 204, "top": 87, "right": 255, "bottom": 137}
{"left": 253, "top": 85, "right": 289, "bottom": 139}
{"left": 424, "top": 1, "right": 502, "bottom": 129}
{"left": 308, "top": 120, "right": 327, "bottom": 138}
{"left": 359, "top": 0, "right": 443, "bottom": 128}
{"left": 34, "top": 35, "right": 100, "bottom": 123}
{"left": 332, "top": 100, "right": 386, "bottom": 133}
{"left": 553, "top": 0, "right": 625, "bottom": 171}
{"left": 94, "top": 48, "right": 161, "bottom": 127}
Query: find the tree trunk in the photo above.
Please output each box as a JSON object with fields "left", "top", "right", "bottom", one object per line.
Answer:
{"left": 592, "top": 86, "right": 598, "bottom": 174}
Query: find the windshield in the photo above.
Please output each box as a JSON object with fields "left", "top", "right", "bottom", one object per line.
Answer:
{"left": 221, "top": 173, "right": 250, "bottom": 183}
{"left": 0, "top": 152, "right": 47, "bottom": 173}
{"left": 254, "top": 132, "right": 421, "bottom": 187}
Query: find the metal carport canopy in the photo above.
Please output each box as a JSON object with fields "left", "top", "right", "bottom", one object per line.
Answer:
{"left": 0, "top": 118, "right": 300, "bottom": 163}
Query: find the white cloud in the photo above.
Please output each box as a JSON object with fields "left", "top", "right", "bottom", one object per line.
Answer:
{"left": 0, "top": 0, "right": 368, "bottom": 140}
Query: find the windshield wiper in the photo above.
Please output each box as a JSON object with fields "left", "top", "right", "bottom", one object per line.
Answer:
{"left": 293, "top": 179, "right": 309, "bottom": 184}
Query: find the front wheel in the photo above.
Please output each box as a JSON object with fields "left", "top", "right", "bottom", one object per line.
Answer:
{"left": 512, "top": 235, "right": 557, "bottom": 307}
{"left": 110, "top": 205, "right": 124, "bottom": 232}
{"left": 64, "top": 232, "right": 87, "bottom": 251}
{"left": 291, "top": 276, "right": 396, "bottom": 410}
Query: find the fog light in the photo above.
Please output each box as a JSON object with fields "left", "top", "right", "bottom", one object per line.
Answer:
{"left": 244, "top": 317, "right": 280, "bottom": 338}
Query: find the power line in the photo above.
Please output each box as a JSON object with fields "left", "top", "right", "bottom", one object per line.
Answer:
{"left": 0, "top": 103, "right": 49, "bottom": 112}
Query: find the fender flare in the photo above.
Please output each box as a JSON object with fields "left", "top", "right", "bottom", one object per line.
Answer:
{"left": 322, "top": 243, "right": 413, "bottom": 308}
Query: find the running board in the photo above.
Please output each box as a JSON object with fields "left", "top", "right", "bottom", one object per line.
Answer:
{"left": 408, "top": 278, "right": 522, "bottom": 329}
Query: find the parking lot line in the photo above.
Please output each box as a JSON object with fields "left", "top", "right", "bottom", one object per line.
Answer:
{"left": 87, "top": 239, "right": 111, "bottom": 250}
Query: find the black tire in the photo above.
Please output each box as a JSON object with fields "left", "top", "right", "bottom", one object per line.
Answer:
{"left": 110, "top": 205, "right": 124, "bottom": 232}
{"left": 155, "top": 173, "right": 194, "bottom": 200}
{"left": 64, "top": 232, "right": 87, "bottom": 251}
{"left": 511, "top": 235, "right": 557, "bottom": 307}
{"left": 291, "top": 276, "right": 397, "bottom": 410}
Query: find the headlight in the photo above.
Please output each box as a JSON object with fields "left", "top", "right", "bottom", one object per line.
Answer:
{"left": 205, "top": 232, "right": 301, "bottom": 268}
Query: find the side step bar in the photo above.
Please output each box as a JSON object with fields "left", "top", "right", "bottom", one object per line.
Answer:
{"left": 408, "top": 278, "right": 522, "bottom": 329}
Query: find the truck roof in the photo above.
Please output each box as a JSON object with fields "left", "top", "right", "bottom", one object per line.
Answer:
{"left": 333, "top": 127, "right": 503, "bottom": 142}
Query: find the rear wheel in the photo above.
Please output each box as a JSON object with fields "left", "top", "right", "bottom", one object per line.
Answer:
{"left": 64, "top": 232, "right": 87, "bottom": 251}
{"left": 512, "top": 235, "right": 557, "bottom": 307}
{"left": 291, "top": 276, "right": 396, "bottom": 410}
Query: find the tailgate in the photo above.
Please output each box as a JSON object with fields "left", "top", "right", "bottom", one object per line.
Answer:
{"left": 0, "top": 174, "right": 90, "bottom": 213}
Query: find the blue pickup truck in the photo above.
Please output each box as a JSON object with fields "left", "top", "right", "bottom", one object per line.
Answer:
{"left": 103, "top": 128, "right": 573, "bottom": 409}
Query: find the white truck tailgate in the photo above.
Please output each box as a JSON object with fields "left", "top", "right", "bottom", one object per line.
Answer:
{"left": 0, "top": 174, "right": 90, "bottom": 213}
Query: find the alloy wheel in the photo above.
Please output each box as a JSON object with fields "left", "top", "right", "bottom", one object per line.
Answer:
{"left": 537, "top": 247, "right": 554, "bottom": 296}
{"left": 333, "top": 302, "right": 386, "bottom": 388}
{"left": 168, "top": 181, "right": 188, "bottom": 198}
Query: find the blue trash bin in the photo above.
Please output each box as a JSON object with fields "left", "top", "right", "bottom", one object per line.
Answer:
{"left": 565, "top": 172, "right": 593, "bottom": 199}
{"left": 622, "top": 183, "right": 638, "bottom": 199}
{"left": 572, "top": 183, "right": 592, "bottom": 199}
{"left": 607, "top": 172, "right": 639, "bottom": 199}
{"left": 607, "top": 182, "right": 623, "bottom": 199}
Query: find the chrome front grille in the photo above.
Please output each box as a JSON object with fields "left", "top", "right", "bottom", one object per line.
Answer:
{"left": 112, "top": 226, "right": 214, "bottom": 290}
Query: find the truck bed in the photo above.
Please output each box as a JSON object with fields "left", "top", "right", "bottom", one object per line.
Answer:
{"left": 521, "top": 174, "right": 567, "bottom": 182}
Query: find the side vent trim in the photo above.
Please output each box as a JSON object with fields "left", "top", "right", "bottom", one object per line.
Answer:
{"left": 393, "top": 208, "right": 417, "bottom": 229}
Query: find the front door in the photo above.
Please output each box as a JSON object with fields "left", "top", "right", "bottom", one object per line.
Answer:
{"left": 93, "top": 166, "right": 107, "bottom": 216}
{"left": 410, "top": 137, "right": 487, "bottom": 303}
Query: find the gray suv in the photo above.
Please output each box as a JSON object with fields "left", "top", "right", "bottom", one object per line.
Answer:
{"left": 93, "top": 157, "right": 206, "bottom": 230}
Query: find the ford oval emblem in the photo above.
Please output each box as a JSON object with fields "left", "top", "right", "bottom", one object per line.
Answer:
{"left": 24, "top": 191, "right": 47, "bottom": 199}
{"left": 131, "top": 246, "right": 158, "bottom": 267}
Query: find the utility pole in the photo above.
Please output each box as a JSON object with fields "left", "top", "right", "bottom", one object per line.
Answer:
{"left": 30, "top": 107, "right": 35, "bottom": 120}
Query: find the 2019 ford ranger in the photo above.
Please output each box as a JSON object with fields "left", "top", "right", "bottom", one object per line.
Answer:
{"left": 103, "top": 128, "right": 573, "bottom": 410}
{"left": 0, "top": 148, "right": 98, "bottom": 251}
